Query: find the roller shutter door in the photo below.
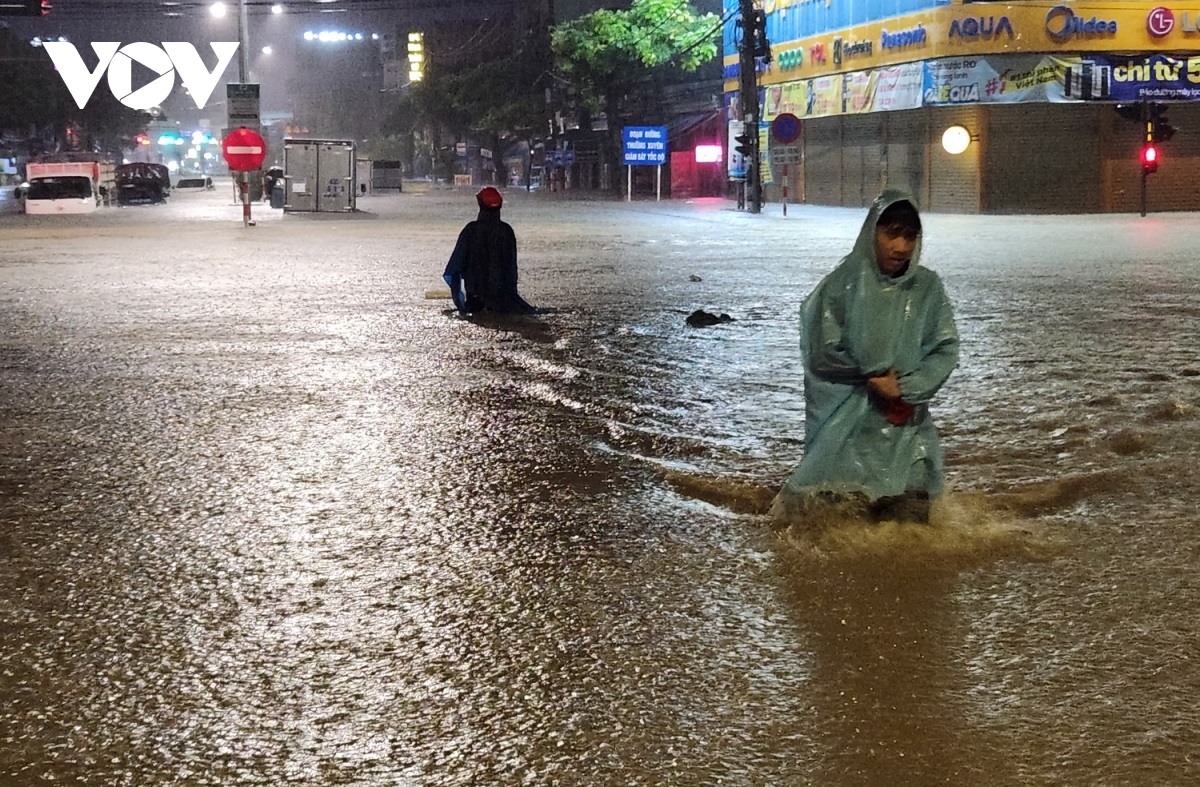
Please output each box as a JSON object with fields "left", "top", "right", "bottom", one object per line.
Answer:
{"left": 803, "top": 117, "right": 842, "bottom": 206}
{"left": 883, "top": 109, "right": 928, "bottom": 205}
{"left": 841, "top": 114, "right": 884, "bottom": 208}
{"left": 984, "top": 104, "right": 1099, "bottom": 214}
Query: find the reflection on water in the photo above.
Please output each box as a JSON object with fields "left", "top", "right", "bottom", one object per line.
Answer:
{"left": 2, "top": 195, "right": 1199, "bottom": 784}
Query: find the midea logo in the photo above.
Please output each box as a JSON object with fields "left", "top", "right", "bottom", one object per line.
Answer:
{"left": 43, "top": 42, "right": 240, "bottom": 110}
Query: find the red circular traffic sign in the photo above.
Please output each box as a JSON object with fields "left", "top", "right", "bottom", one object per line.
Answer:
{"left": 222, "top": 127, "right": 267, "bottom": 172}
{"left": 771, "top": 112, "right": 802, "bottom": 145}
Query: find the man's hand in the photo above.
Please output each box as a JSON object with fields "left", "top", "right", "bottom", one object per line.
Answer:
{"left": 867, "top": 369, "right": 902, "bottom": 400}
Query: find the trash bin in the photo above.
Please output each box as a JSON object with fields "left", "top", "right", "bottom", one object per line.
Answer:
{"left": 270, "top": 180, "right": 285, "bottom": 209}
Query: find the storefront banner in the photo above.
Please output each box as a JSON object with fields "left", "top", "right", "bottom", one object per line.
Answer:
{"left": 843, "top": 71, "right": 878, "bottom": 114}
{"left": 923, "top": 55, "right": 1075, "bottom": 105}
{"left": 764, "top": 81, "right": 808, "bottom": 122}
{"left": 805, "top": 75, "right": 844, "bottom": 118}
{"left": 871, "top": 62, "right": 924, "bottom": 112}
{"left": 1069, "top": 54, "right": 1200, "bottom": 101}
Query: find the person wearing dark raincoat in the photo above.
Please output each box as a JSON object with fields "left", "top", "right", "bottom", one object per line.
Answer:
{"left": 443, "top": 187, "right": 537, "bottom": 315}
{"left": 772, "top": 189, "right": 959, "bottom": 523}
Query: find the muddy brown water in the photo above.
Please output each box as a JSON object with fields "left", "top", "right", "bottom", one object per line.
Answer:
{"left": 1, "top": 188, "right": 1198, "bottom": 785}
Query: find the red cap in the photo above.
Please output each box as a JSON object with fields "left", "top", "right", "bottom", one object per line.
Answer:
{"left": 476, "top": 187, "right": 503, "bottom": 209}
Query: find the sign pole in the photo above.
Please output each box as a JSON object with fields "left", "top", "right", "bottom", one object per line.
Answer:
{"left": 222, "top": 127, "right": 267, "bottom": 228}
{"left": 656, "top": 165, "right": 661, "bottom": 202}
{"left": 627, "top": 165, "right": 632, "bottom": 203}
{"left": 782, "top": 162, "right": 788, "bottom": 217}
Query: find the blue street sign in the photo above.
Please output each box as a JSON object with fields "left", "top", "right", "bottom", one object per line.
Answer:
{"left": 622, "top": 126, "right": 668, "bottom": 166}
{"left": 771, "top": 112, "right": 802, "bottom": 145}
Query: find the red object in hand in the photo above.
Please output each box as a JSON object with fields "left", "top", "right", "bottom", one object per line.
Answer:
{"left": 884, "top": 398, "right": 915, "bottom": 426}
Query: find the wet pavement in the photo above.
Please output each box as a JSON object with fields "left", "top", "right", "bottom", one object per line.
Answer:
{"left": 1, "top": 184, "right": 1199, "bottom": 785}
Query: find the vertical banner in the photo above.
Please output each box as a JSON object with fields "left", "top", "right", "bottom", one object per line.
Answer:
{"left": 758, "top": 122, "right": 772, "bottom": 186}
{"left": 728, "top": 119, "right": 747, "bottom": 179}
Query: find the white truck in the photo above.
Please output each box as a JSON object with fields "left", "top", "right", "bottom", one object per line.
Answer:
{"left": 23, "top": 161, "right": 116, "bottom": 215}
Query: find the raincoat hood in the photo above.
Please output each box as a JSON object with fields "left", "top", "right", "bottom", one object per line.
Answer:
{"left": 847, "top": 188, "right": 923, "bottom": 286}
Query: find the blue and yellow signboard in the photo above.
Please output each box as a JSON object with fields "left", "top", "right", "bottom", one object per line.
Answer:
{"left": 725, "top": 1, "right": 1200, "bottom": 89}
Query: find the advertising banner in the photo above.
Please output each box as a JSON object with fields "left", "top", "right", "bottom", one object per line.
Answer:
{"left": 843, "top": 70, "right": 878, "bottom": 114}
{"left": 764, "top": 81, "right": 807, "bottom": 121}
{"left": 922, "top": 54, "right": 1074, "bottom": 105}
{"left": 805, "top": 75, "right": 844, "bottom": 118}
{"left": 728, "top": 120, "right": 747, "bottom": 179}
{"left": 759, "top": 122, "right": 773, "bottom": 185}
{"left": 1068, "top": 54, "right": 1200, "bottom": 102}
{"left": 871, "top": 62, "right": 924, "bottom": 112}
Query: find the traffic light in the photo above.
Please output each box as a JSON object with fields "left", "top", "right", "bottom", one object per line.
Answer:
{"left": 751, "top": 9, "right": 772, "bottom": 62}
{"left": 1141, "top": 143, "right": 1159, "bottom": 174}
{"left": 0, "top": 0, "right": 50, "bottom": 15}
{"left": 1151, "top": 108, "right": 1175, "bottom": 142}
{"left": 733, "top": 133, "right": 754, "bottom": 159}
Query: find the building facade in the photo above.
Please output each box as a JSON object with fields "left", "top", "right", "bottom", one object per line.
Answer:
{"left": 724, "top": 0, "right": 1200, "bottom": 213}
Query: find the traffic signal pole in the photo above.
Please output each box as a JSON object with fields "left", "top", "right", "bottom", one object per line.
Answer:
{"left": 738, "top": 0, "right": 761, "bottom": 214}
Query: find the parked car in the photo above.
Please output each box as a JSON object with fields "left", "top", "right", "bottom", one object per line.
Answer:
{"left": 175, "top": 176, "right": 215, "bottom": 191}
{"left": 115, "top": 162, "right": 170, "bottom": 205}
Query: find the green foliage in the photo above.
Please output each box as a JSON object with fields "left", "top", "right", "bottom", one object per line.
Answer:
{"left": 551, "top": 0, "right": 719, "bottom": 110}
{"left": 396, "top": 28, "right": 549, "bottom": 141}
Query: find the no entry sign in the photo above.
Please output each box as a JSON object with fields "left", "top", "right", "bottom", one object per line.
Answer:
{"left": 771, "top": 113, "right": 802, "bottom": 145}
{"left": 222, "top": 127, "right": 267, "bottom": 172}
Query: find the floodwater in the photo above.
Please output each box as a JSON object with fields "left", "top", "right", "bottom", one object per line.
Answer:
{"left": 1, "top": 185, "right": 1197, "bottom": 786}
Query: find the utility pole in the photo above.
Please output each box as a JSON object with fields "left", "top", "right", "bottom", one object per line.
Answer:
{"left": 237, "top": 0, "right": 249, "bottom": 83}
{"left": 737, "top": 0, "right": 761, "bottom": 214}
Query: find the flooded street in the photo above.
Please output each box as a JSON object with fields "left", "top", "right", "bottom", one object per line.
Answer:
{"left": 1, "top": 186, "right": 1198, "bottom": 785}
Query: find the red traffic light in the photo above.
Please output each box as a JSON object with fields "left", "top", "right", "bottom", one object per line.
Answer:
{"left": 1141, "top": 144, "right": 1159, "bottom": 173}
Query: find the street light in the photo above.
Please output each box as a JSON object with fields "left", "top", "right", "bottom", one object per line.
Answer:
{"left": 209, "top": 0, "right": 248, "bottom": 81}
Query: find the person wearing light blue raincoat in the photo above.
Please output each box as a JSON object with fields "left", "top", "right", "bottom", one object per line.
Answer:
{"left": 773, "top": 190, "right": 959, "bottom": 522}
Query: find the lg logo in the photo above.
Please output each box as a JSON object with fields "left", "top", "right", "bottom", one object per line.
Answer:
{"left": 43, "top": 42, "right": 240, "bottom": 110}
{"left": 1147, "top": 6, "right": 1175, "bottom": 37}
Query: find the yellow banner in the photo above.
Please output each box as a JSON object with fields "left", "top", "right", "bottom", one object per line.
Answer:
{"left": 763, "top": 81, "right": 807, "bottom": 121}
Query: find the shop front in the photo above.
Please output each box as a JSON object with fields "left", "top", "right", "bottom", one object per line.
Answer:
{"left": 724, "top": 0, "right": 1200, "bottom": 212}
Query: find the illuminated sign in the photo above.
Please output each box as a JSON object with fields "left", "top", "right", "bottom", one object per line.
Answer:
{"left": 1147, "top": 7, "right": 1175, "bottom": 36}
{"left": 1045, "top": 6, "right": 1117, "bottom": 42}
{"left": 949, "top": 17, "right": 1014, "bottom": 41}
{"left": 408, "top": 31, "right": 425, "bottom": 83}
{"left": 881, "top": 25, "right": 926, "bottom": 50}
{"left": 695, "top": 145, "right": 722, "bottom": 163}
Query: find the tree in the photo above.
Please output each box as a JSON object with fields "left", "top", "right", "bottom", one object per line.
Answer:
{"left": 551, "top": 0, "right": 719, "bottom": 113}
{"left": 550, "top": 0, "right": 720, "bottom": 188}
{"left": 390, "top": 20, "right": 552, "bottom": 183}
